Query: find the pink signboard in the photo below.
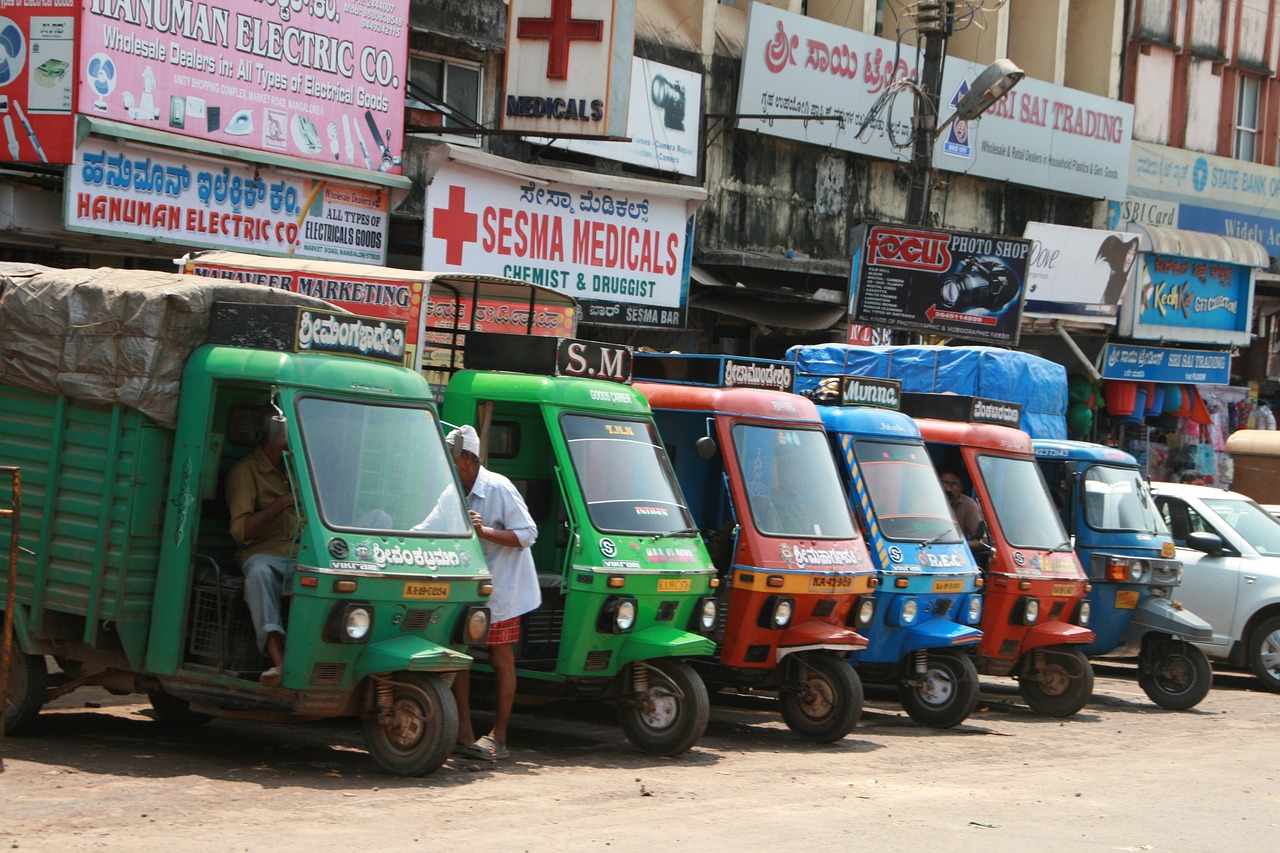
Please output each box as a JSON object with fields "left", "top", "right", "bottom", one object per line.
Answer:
{"left": 78, "top": 0, "right": 408, "bottom": 173}
{"left": 0, "top": 3, "right": 77, "bottom": 164}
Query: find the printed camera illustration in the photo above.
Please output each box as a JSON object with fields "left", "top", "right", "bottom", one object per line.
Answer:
{"left": 650, "top": 75, "right": 686, "bottom": 131}
{"left": 939, "top": 256, "right": 1021, "bottom": 312}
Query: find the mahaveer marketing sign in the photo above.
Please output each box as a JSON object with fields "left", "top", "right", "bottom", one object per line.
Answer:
{"left": 78, "top": 0, "right": 408, "bottom": 173}
{"left": 0, "top": 2, "right": 77, "bottom": 164}
{"left": 422, "top": 159, "right": 690, "bottom": 310}
{"left": 67, "top": 134, "right": 391, "bottom": 263}
{"left": 850, "top": 222, "right": 1032, "bottom": 346}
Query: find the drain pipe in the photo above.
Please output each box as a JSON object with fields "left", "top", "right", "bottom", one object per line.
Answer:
{"left": 1054, "top": 321, "right": 1101, "bottom": 381}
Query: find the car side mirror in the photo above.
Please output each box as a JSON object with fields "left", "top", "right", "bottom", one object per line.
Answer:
{"left": 1185, "top": 531, "right": 1225, "bottom": 554}
{"left": 695, "top": 435, "right": 719, "bottom": 461}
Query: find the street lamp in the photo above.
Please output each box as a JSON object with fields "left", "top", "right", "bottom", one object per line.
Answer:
{"left": 905, "top": 51, "right": 1025, "bottom": 227}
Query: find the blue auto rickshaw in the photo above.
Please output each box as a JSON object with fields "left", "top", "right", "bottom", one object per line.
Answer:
{"left": 1034, "top": 439, "right": 1214, "bottom": 709}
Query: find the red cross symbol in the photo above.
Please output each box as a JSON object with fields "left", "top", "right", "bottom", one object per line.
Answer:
{"left": 517, "top": 0, "right": 603, "bottom": 81}
{"left": 431, "top": 185, "right": 478, "bottom": 266}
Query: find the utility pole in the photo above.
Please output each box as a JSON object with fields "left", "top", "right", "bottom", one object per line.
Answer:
{"left": 904, "top": 1, "right": 951, "bottom": 227}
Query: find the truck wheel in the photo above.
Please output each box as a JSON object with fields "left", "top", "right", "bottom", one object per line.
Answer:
{"left": 1246, "top": 614, "right": 1280, "bottom": 693}
{"left": 1019, "top": 647, "right": 1094, "bottom": 717}
{"left": 147, "top": 688, "right": 214, "bottom": 727}
{"left": 779, "top": 652, "right": 863, "bottom": 742}
{"left": 3, "top": 651, "right": 47, "bottom": 735}
{"left": 618, "top": 659, "right": 709, "bottom": 756}
{"left": 363, "top": 673, "right": 459, "bottom": 777}
{"left": 1138, "top": 639, "right": 1213, "bottom": 710}
{"left": 898, "top": 651, "right": 980, "bottom": 729}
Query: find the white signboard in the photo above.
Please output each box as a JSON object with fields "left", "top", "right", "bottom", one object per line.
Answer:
{"left": 736, "top": 5, "right": 1132, "bottom": 200}
{"left": 502, "top": 0, "right": 634, "bottom": 138}
{"left": 67, "top": 136, "right": 391, "bottom": 264}
{"left": 537, "top": 57, "right": 701, "bottom": 177}
{"left": 422, "top": 160, "right": 690, "bottom": 308}
{"left": 1022, "top": 222, "right": 1138, "bottom": 322}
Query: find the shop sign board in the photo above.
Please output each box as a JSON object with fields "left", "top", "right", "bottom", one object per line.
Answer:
{"left": 736, "top": 5, "right": 1131, "bottom": 200}
{"left": 849, "top": 221, "right": 1032, "bottom": 345}
{"left": 1112, "top": 141, "right": 1280, "bottom": 256}
{"left": 534, "top": 57, "right": 701, "bottom": 177}
{"left": 0, "top": 3, "right": 76, "bottom": 164}
{"left": 1101, "top": 343, "right": 1231, "bottom": 385}
{"left": 502, "top": 0, "right": 634, "bottom": 138}
{"left": 67, "top": 135, "right": 391, "bottom": 263}
{"left": 1021, "top": 222, "right": 1139, "bottom": 321}
{"left": 422, "top": 159, "right": 691, "bottom": 314}
{"left": 1121, "top": 252, "right": 1254, "bottom": 346}
{"left": 79, "top": 0, "right": 408, "bottom": 173}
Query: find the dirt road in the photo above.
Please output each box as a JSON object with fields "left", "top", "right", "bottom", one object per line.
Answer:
{"left": 3, "top": 662, "right": 1278, "bottom": 852}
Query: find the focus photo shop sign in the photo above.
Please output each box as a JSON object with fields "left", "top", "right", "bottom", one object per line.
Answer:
{"left": 849, "top": 222, "right": 1032, "bottom": 345}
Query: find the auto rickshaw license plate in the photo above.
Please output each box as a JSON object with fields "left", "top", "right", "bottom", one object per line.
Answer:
{"left": 1052, "top": 582, "right": 1076, "bottom": 596}
{"left": 658, "top": 578, "right": 691, "bottom": 592}
{"left": 933, "top": 579, "right": 964, "bottom": 593}
{"left": 404, "top": 581, "right": 450, "bottom": 600}
{"left": 1115, "top": 589, "right": 1140, "bottom": 609}
{"left": 810, "top": 574, "right": 855, "bottom": 592}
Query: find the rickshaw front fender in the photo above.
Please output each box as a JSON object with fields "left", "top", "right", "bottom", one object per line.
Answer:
{"left": 353, "top": 635, "right": 474, "bottom": 681}
{"left": 900, "top": 617, "right": 983, "bottom": 655}
{"left": 775, "top": 620, "right": 867, "bottom": 659}
{"left": 1021, "top": 620, "right": 1095, "bottom": 651}
{"left": 1123, "top": 596, "right": 1213, "bottom": 644}
{"left": 618, "top": 625, "right": 716, "bottom": 664}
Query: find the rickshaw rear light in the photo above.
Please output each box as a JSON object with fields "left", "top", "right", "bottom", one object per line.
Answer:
{"left": 767, "top": 575, "right": 785, "bottom": 588}
{"left": 894, "top": 577, "right": 910, "bottom": 589}
{"left": 1106, "top": 560, "right": 1130, "bottom": 581}
{"left": 608, "top": 576, "right": 626, "bottom": 589}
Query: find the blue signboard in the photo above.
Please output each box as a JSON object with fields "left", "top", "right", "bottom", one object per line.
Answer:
{"left": 1101, "top": 343, "right": 1231, "bottom": 384}
{"left": 1134, "top": 253, "right": 1251, "bottom": 335}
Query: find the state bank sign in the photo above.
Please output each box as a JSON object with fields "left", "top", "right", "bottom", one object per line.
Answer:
{"left": 423, "top": 158, "right": 692, "bottom": 316}
{"left": 502, "top": 0, "right": 635, "bottom": 138}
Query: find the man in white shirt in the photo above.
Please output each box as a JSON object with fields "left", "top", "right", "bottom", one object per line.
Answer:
{"left": 447, "top": 425, "right": 540, "bottom": 762}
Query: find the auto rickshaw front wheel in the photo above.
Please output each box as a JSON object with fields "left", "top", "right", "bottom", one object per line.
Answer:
{"left": 1018, "top": 647, "right": 1094, "bottom": 717}
{"left": 898, "top": 650, "right": 980, "bottom": 729}
{"left": 362, "top": 673, "right": 459, "bottom": 776}
{"left": 1137, "top": 637, "right": 1212, "bottom": 710}
{"left": 2, "top": 650, "right": 46, "bottom": 735}
{"left": 618, "top": 659, "right": 709, "bottom": 756}
{"left": 779, "top": 652, "right": 863, "bottom": 742}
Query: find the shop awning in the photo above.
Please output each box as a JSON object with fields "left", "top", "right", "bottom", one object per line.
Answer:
{"left": 689, "top": 262, "right": 847, "bottom": 330}
{"left": 1127, "top": 223, "right": 1270, "bottom": 267}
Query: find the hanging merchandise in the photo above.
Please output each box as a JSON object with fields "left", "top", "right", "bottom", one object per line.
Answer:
{"left": 1172, "top": 385, "right": 1195, "bottom": 418}
{"left": 1105, "top": 380, "right": 1138, "bottom": 416}
{"left": 1145, "top": 384, "right": 1165, "bottom": 417}
{"left": 1126, "top": 386, "right": 1148, "bottom": 424}
{"left": 1162, "top": 384, "right": 1183, "bottom": 414}
{"left": 1187, "top": 386, "right": 1213, "bottom": 425}
{"left": 1066, "top": 402, "right": 1094, "bottom": 436}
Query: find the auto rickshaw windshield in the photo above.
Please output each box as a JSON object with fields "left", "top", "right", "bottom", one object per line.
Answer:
{"left": 562, "top": 413, "right": 696, "bottom": 535}
{"left": 732, "top": 424, "right": 857, "bottom": 539}
{"left": 976, "top": 453, "right": 1070, "bottom": 549}
{"left": 1083, "top": 464, "right": 1167, "bottom": 534}
{"left": 296, "top": 396, "right": 472, "bottom": 536}
{"left": 853, "top": 439, "right": 958, "bottom": 543}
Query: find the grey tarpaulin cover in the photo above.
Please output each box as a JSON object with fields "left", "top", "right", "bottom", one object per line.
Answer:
{"left": 787, "top": 343, "right": 1068, "bottom": 439}
{"left": 0, "top": 264, "right": 334, "bottom": 429}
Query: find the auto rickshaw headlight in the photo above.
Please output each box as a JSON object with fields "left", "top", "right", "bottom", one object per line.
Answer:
{"left": 1016, "top": 596, "right": 1040, "bottom": 626}
{"left": 758, "top": 595, "right": 794, "bottom": 629}
{"left": 1077, "top": 599, "right": 1091, "bottom": 627}
{"left": 459, "top": 606, "right": 491, "bottom": 645}
{"left": 1129, "top": 561, "right": 1147, "bottom": 582}
{"left": 691, "top": 596, "right": 718, "bottom": 634}
{"left": 850, "top": 596, "right": 877, "bottom": 628}
{"left": 964, "top": 594, "right": 983, "bottom": 625}
{"left": 887, "top": 596, "right": 919, "bottom": 626}
{"left": 598, "top": 596, "right": 638, "bottom": 634}
{"left": 324, "top": 601, "right": 374, "bottom": 644}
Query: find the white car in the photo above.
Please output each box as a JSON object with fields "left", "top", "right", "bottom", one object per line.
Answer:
{"left": 1150, "top": 482, "right": 1280, "bottom": 692}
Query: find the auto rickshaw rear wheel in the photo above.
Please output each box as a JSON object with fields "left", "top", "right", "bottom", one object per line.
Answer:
{"left": 362, "top": 673, "right": 458, "bottom": 776}
{"left": 147, "top": 688, "right": 214, "bottom": 727}
{"left": 617, "top": 659, "right": 709, "bottom": 756}
{"left": 898, "top": 650, "right": 980, "bottom": 729}
{"left": 2, "top": 649, "right": 47, "bottom": 735}
{"left": 1137, "top": 638, "right": 1212, "bottom": 710}
{"left": 779, "top": 652, "right": 863, "bottom": 742}
{"left": 1018, "top": 646, "right": 1094, "bottom": 717}
{"left": 1246, "top": 614, "right": 1280, "bottom": 693}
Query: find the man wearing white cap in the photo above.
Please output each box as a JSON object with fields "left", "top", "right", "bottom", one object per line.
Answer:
{"left": 446, "top": 424, "right": 541, "bottom": 761}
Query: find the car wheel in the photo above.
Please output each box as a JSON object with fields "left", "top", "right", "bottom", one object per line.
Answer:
{"left": 1246, "top": 614, "right": 1280, "bottom": 693}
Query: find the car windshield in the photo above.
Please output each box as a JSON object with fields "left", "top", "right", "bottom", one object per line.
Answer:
{"left": 562, "top": 413, "right": 695, "bottom": 535}
{"left": 732, "top": 424, "right": 857, "bottom": 539}
{"left": 1203, "top": 496, "right": 1280, "bottom": 556}
{"left": 976, "top": 453, "right": 1069, "bottom": 549}
{"left": 1083, "top": 464, "right": 1167, "bottom": 534}
{"left": 296, "top": 396, "right": 471, "bottom": 536}
{"left": 852, "top": 439, "right": 957, "bottom": 542}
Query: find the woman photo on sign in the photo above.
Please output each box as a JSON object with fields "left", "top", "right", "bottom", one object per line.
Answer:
{"left": 1097, "top": 234, "right": 1139, "bottom": 305}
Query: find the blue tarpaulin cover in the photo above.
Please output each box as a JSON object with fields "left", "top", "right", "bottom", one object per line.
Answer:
{"left": 786, "top": 344, "right": 1068, "bottom": 439}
